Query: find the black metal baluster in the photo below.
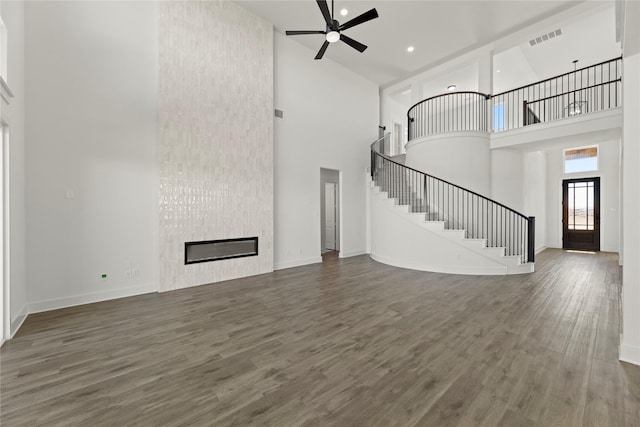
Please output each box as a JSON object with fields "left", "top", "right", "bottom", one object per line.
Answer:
{"left": 472, "top": 195, "right": 474, "bottom": 237}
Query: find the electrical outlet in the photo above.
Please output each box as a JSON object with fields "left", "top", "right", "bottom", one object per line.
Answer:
{"left": 132, "top": 268, "right": 139, "bottom": 278}
{"left": 126, "top": 269, "right": 132, "bottom": 278}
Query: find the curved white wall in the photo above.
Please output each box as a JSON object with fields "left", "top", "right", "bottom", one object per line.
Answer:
{"left": 405, "top": 131, "right": 492, "bottom": 196}
{"left": 370, "top": 187, "right": 507, "bottom": 275}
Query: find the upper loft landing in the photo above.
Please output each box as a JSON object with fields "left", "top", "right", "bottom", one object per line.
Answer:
{"left": 405, "top": 57, "right": 622, "bottom": 151}
{"left": 490, "top": 56, "right": 622, "bottom": 149}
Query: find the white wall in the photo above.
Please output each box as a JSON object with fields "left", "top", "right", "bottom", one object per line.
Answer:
{"left": 544, "top": 139, "right": 620, "bottom": 252}
{"left": 405, "top": 132, "right": 492, "bottom": 197}
{"left": 383, "top": 97, "right": 409, "bottom": 155}
{"left": 274, "top": 32, "right": 378, "bottom": 269}
{"left": 158, "top": 1, "right": 273, "bottom": 292}
{"left": 621, "top": 50, "right": 640, "bottom": 365}
{"left": 523, "top": 151, "right": 547, "bottom": 252}
{"left": 0, "top": 0, "right": 27, "bottom": 334}
{"left": 25, "top": 1, "right": 159, "bottom": 310}
{"left": 491, "top": 148, "right": 524, "bottom": 211}
{"left": 493, "top": 45, "right": 540, "bottom": 94}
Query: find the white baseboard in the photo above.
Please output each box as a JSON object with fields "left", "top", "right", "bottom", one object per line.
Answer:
{"left": 339, "top": 249, "right": 367, "bottom": 258}
{"left": 10, "top": 304, "right": 28, "bottom": 338}
{"left": 274, "top": 256, "right": 322, "bottom": 271}
{"left": 620, "top": 343, "right": 640, "bottom": 366}
{"left": 535, "top": 245, "right": 547, "bottom": 254}
{"left": 370, "top": 254, "right": 508, "bottom": 276}
{"left": 28, "top": 282, "right": 158, "bottom": 315}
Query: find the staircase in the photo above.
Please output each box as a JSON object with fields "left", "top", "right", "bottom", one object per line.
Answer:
{"left": 369, "top": 134, "right": 535, "bottom": 275}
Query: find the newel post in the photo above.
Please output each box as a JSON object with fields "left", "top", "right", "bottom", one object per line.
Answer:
{"left": 527, "top": 216, "right": 536, "bottom": 263}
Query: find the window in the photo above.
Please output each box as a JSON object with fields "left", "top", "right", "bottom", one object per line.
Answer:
{"left": 493, "top": 103, "right": 505, "bottom": 132}
{"left": 564, "top": 146, "right": 598, "bottom": 174}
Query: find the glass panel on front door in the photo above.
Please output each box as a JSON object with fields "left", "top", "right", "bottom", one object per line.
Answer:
{"left": 562, "top": 177, "right": 600, "bottom": 251}
{"left": 567, "top": 180, "right": 595, "bottom": 231}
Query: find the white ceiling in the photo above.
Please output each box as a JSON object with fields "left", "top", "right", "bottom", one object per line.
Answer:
{"left": 494, "top": 3, "right": 620, "bottom": 93}
{"left": 236, "top": 0, "right": 588, "bottom": 86}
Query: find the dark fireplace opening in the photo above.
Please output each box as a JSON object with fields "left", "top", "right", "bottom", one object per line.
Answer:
{"left": 185, "top": 237, "right": 258, "bottom": 264}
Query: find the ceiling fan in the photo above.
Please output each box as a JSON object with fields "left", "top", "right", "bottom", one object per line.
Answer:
{"left": 285, "top": 0, "right": 379, "bottom": 60}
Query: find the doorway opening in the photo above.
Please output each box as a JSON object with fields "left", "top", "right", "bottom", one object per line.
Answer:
{"left": 320, "top": 168, "right": 340, "bottom": 260}
{"left": 562, "top": 177, "right": 600, "bottom": 251}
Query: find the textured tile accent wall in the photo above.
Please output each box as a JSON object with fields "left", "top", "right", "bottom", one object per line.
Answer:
{"left": 158, "top": 1, "right": 273, "bottom": 291}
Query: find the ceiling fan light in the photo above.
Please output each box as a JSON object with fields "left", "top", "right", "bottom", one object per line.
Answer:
{"left": 326, "top": 31, "right": 340, "bottom": 43}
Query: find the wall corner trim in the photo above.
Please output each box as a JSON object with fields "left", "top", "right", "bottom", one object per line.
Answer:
{"left": 339, "top": 249, "right": 368, "bottom": 258}
{"left": 274, "top": 256, "right": 322, "bottom": 271}
{"left": 620, "top": 343, "right": 640, "bottom": 366}
{"left": 10, "top": 304, "right": 29, "bottom": 338}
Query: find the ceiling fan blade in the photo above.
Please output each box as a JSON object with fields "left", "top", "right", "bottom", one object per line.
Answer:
{"left": 315, "top": 40, "right": 330, "bottom": 60}
{"left": 340, "top": 34, "right": 367, "bottom": 52}
{"left": 339, "top": 8, "right": 378, "bottom": 31}
{"left": 286, "top": 30, "right": 326, "bottom": 35}
{"left": 316, "top": 0, "right": 333, "bottom": 27}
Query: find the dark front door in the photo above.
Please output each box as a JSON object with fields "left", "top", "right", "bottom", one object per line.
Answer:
{"left": 562, "top": 177, "right": 600, "bottom": 251}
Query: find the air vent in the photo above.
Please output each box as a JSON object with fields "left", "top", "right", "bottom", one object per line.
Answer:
{"left": 529, "top": 29, "right": 562, "bottom": 46}
{"left": 185, "top": 237, "right": 258, "bottom": 264}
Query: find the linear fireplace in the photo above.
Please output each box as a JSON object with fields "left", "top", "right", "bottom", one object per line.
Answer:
{"left": 184, "top": 237, "right": 259, "bottom": 264}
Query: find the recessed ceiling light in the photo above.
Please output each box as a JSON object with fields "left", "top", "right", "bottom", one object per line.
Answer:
{"left": 340, "top": 8, "right": 348, "bottom": 16}
{"left": 496, "top": 69, "right": 501, "bottom": 73}
{"left": 447, "top": 85, "right": 457, "bottom": 91}
{"left": 407, "top": 46, "right": 414, "bottom": 53}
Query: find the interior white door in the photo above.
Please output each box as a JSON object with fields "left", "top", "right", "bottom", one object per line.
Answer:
{"left": 325, "top": 182, "right": 336, "bottom": 250}
{"left": 0, "top": 127, "right": 3, "bottom": 343}
{"left": 0, "top": 127, "right": 4, "bottom": 342}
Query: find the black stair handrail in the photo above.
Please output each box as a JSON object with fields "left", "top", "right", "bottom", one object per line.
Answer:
{"left": 407, "top": 91, "right": 491, "bottom": 118}
{"left": 370, "top": 134, "right": 535, "bottom": 264}
{"left": 371, "top": 136, "right": 529, "bottom": 220}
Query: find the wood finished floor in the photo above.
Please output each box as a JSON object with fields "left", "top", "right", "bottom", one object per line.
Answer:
{"left": 2, "top": 249, "right": 640, "bottom": 426}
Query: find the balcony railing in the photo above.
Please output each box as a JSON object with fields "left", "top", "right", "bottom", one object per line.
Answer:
{"left": 492, "top": 56, "right": 622, "bottom": 132}
{"left": 407, "top": 91, "right": 489, "bottom": 141}
{"left": 406, "top": 57, "right": 623, "bottom": 141}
